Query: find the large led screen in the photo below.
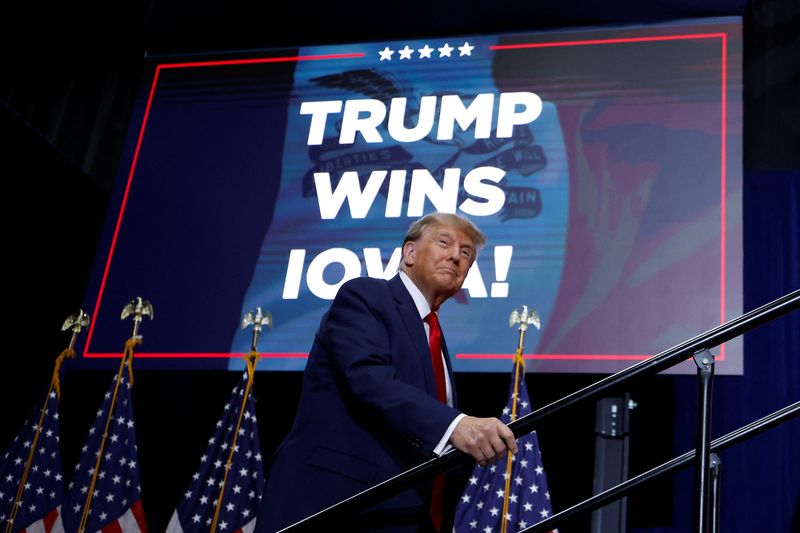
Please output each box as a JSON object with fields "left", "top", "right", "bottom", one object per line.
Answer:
{"left": 80, "top": 17, "right": 743, "bottom": 374}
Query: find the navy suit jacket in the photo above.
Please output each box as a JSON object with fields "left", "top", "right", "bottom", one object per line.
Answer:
{"left": 256, "top": 275, "right": 462, "bottom": 532}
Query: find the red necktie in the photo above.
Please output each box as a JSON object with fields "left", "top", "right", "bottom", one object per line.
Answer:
{"left": 424, "top": 311, "right": 447, "bottom": 530}
{"left": 425, "top": 311, "right": 447, "bottom": 403}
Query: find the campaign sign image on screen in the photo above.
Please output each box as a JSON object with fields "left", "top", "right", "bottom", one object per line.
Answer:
{"left": 80, "top": 17, "right": 743, "bottom": 374}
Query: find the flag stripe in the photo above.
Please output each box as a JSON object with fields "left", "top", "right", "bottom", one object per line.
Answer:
{"left": 130, "top": 500, "right": 148, "bottom": 533}
{"left": 101, "top": 519, "right": 124, "bottom": 533}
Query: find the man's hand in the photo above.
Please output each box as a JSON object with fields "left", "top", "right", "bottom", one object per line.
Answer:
{"left": 450, "top": 416, "right": 517, "bottom": 467}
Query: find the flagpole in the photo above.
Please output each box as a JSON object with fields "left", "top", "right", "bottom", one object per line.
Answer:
{"left": 210, "top": 351, "right": 260, "bottom": 533}
{"left": 77, "top": 337, "right": 139, "bottom": 533}
{"left": 77, "top": 298, "right": 151, "bottom": 533}
{"left": 502, "top": 306, "right": 540, "bottom": 533}
{"left": 209, "top": 307, "right": 271, "bottom": 533}
{"left": 5, "top": 310, "right": 88, "bottom": 533}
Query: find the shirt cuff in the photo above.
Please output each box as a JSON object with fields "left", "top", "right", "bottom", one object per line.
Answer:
{"left": 432, "top": 413, "right": 466, "bottom": 456}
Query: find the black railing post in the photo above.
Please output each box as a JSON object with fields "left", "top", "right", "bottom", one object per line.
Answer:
{"left": 692, "top": 349, "right": 715, "bottom": 533}
{"left": 709, "top": 453, "right": 722, "bottom": 533}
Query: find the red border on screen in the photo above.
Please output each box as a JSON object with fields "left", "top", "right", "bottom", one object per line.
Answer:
{"left": 83, "top": 32, "right": 730, "bottom": 362}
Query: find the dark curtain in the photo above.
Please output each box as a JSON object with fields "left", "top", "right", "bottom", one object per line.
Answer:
{"left": 656, "top": 171, "right": 800, "bottom": 533}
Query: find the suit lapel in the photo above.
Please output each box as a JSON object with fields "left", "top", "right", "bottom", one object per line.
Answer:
{"left": 440, "top": 334, "right": 458, "bottom": 408}
{"left": 389, "top": 275, "right": 439, "bottom": 397}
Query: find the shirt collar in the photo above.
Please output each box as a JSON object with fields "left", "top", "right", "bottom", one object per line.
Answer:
{"left": 398, "top": 271, "right": 432, "bottom": 320}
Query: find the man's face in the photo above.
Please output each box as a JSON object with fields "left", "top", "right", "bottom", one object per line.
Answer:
{"left": 403, "top": 223, "right": 476, "bottom": 308}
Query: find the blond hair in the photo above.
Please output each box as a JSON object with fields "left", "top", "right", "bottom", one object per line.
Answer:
{"left": 402, "top": 212, "right": 487, "bottom": 249}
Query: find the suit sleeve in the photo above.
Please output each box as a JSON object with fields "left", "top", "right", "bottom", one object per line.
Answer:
{"left": 318, "top": 280, "right": 462, "bottom": 456}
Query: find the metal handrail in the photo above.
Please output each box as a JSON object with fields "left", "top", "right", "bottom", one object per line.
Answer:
{"left": 523, "top": 401, "right": 800, "bottom": 532}
{"left": 279, "top": 289, "right": 800, "bottom": 531}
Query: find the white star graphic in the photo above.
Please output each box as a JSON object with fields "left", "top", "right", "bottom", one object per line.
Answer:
{"left": 418, "top": 44, "right": 433, "bottom": 58}
{"left": 540, "top": 508, "right": 550, "bottom": 518}
{"left": 378, "top": 47, "right": 394, "bottom": 61}
{"left": 458, "top": 42, "right": 475, "bottom": 56}
{"left": 438, "top": 43, "right": 454, "bottom": 57}
{"left": 461, "top": 494, "right": 471, "bottom": 503}
{"left": 523, "top": 502, "right": 533, "bottom": 511}
{"left": 398, "top": 45, "right": 414, "bottom": 60}
{"left": 489, "top": 506, "right": 499, "bottom": 517}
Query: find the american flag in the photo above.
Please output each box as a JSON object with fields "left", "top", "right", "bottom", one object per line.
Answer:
{"left": 0, "top": 389, "right": 65, "bottom": 533}
{"left": 61, "top": 372, "right": 147, "bottom": 533}
{"left": 166, "top": 371, "right": 264, "bottom": 533}
{"left": 453, "top": 370, "right": 554, "bottom": 533}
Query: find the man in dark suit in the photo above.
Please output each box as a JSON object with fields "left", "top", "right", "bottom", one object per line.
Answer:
{"left": 256, "top": 212, "right": 517, "bottom": 532}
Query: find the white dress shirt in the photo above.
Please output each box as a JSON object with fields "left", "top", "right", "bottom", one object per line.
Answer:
{"left": 398, "top": 271, "right": 465, "bottom": 455}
